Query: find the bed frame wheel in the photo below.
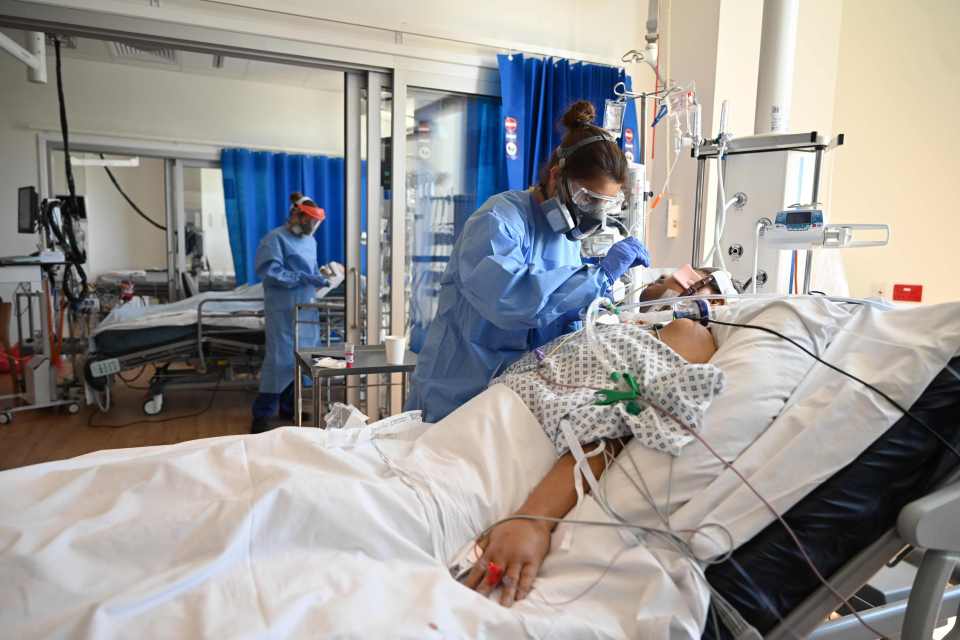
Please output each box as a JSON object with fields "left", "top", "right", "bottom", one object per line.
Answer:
{"left": 67, "top": 403, "right": 81, "bottom": 415}
{"left": 0, "top": 411, "right": 12, "bottom": 425}
{"left": 143, "top": 394, "right": 164, "bottom": 416}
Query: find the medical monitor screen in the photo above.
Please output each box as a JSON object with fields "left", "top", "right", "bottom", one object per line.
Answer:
{"left": 18, "top": 186, "right": 38, "bottom": 234}
{"left": 785, "top": 211, "right": 811, "bottom": 226}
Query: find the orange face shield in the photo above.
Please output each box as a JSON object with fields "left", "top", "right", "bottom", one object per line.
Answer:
{"left": 297, "top": 202, "right": 326, "bottom": 223}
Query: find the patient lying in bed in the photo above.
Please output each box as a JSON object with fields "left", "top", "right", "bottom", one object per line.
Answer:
{"left": 463, "top": 319, "right": 722, "bottom": 606}
{"left": 8, "top": 295, "right": 951, "bottom": 638}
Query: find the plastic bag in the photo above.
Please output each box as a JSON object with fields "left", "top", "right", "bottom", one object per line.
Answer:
{"left": 324, "top": 403, "right": 369, "bottom": 429}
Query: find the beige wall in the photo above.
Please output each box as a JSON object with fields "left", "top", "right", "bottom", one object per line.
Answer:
{"left": 51, "top": 153, "right": 169, "bottom": 275}
{"left": 21, "top": 0, "right": 647, "bottom": 68}
{"left": 831, "top": 0, "right": 960, "bottom": 304}
{"left": 0, "top": 48, "right": 343, "bottom": 263}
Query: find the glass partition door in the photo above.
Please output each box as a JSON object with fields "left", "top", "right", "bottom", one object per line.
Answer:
{"left": 403, "top": 89, "right": 504, "bottom": 352}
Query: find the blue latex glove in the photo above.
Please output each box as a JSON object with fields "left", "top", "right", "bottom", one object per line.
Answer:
{"left": 300, "top": 272, "right": 330, "bottom": 288}
{"left": 598, "top": 237, "right": 651, "bottom": 282}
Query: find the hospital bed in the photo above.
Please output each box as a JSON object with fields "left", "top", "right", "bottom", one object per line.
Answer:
{"left": 83, "top": 264, "right": 345, "bottom": 415}
{"left": 704, "top": 358, "right": 960, "bottom": 639}
{"left": 94, "top": 269, "right": 238, "bottom": 311}
{"left": 2, "top": 296, "right": 958, "bottom": 639}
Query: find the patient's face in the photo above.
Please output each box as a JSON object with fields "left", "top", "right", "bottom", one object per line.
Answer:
{"left": 639, "top": 270, "right": 723, "bottom": 303}
{"left": 639, "top": 274, "right": 688, "bottom": 302}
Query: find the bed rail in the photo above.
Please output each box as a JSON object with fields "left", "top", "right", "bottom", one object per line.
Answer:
{"left": 195, "top": 297, "right": 264, "bottom": 372}
{"left": 768, "top": 472, "right": 960, "bottom": 639}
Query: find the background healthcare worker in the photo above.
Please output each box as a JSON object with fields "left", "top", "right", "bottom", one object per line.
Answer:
{"left": 251, "top": 192, "right": 329, "bottom": 433}
{"left": 406, "top": 100, "right": 650, "bottom": 422}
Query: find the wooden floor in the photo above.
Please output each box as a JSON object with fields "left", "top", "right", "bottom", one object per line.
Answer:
{"left": 0, "top": 368, "right": 258, "bottom": 471}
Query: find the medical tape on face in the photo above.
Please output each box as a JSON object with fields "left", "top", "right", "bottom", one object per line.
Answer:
{"left": 710, "top": 270, "right": 739, "bottom": 297}
{"left": 671, "top": 264, "right": 700, "bottom": 290}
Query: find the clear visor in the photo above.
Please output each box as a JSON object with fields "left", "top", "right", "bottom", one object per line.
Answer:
{"left": 568, "top": 182, "right": 625, "bottom": 215}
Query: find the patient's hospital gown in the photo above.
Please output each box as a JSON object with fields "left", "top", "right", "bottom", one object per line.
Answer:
{"left": 492, "top": 324, "right": 725, "bottom": 455}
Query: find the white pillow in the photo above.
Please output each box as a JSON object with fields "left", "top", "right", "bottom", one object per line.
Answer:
{"left": 598, "top": 301, "right": 827, "bottom": 529}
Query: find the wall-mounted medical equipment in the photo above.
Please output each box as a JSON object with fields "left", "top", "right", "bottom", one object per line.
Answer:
{"left": 690, "top": 127, "right": 889, "bottom": 295}
{"left": 760, "top": 208, "right": 889, "bottom": 250}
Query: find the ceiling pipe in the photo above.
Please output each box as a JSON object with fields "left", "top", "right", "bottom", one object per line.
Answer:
{"left": 754, "top": 0, "right": 798, "bottom": 134}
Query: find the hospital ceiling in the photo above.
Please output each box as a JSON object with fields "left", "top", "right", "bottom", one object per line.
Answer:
{"left": 1, "top": 29, "right": 344, "bottom": 92}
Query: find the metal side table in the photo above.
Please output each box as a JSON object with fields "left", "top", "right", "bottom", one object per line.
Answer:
{"left": 293, "top": 344, "right": 416, "bottom": 428}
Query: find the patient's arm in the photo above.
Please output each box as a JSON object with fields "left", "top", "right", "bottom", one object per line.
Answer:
{"left": 464, "top": 439, "right": 624, "bottom": 607}
{"left": 465, "top": 319, "right": 716, "bottom": 606}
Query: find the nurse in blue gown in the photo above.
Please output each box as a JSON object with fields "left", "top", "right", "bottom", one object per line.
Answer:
{"left": 406, "top": 101, "right": 650, "bottom": 422}
{"left": 251, "top": 192, "right": 329, "bottom": 433}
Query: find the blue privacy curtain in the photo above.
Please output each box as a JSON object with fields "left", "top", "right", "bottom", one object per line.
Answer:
{"left": 497, "top": 54, "right": 640, "bottom": 191}
{"left": 463, "top": 96, "right": 508, "bottom": 228}
{"left": 221, "top": 149, "right": 345, "bottom": 285}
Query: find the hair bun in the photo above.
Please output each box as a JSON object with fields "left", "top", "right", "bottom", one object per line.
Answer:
{"left": 290, "top": 191, "right": 304, "bottom": 204}
{"left": 561, "top": 100, "right": 596, "bottom": 129}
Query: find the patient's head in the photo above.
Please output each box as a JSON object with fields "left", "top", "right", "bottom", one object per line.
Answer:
{"left": 639, "top": 265, "right": 741, "bottom": 303}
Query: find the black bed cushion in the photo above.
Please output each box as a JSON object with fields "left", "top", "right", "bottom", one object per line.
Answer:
{"left": 94, "top": 325, "right": 264, "bottom": 358}
{"left": 702, "top": 357, "right": 960, "bottom": 638}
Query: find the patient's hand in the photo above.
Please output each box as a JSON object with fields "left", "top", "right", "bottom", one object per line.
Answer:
{"left": 464, "top": 518, "right": 551, "bottom": 607}
{"left": 464, "top": 441, "right": 623, "bottom": 607}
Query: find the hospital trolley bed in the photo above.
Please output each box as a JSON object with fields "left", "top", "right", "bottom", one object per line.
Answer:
{"left": 94, "top": 269, "right": 237, "bottom": 311}
{"left": 3, "top": 296, "right": 959, "bottom": 639}
{"left": 83, "top": 267, "right": 346, "bottom": 415}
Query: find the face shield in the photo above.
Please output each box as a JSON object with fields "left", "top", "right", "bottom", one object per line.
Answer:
{"left": 289, "top": 196, "right": 326, "bottom": 236}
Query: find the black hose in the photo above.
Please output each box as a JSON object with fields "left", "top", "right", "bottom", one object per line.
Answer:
{"left": 99, "top": 154, "right": 167, "bottom": 231}
{"left": 53, "top": 38, "right": 87, "bottom": 267}
{"left": 61, "top": 262, "right": 88, "bottom": 304}
{"left": 53, "top": 38, "right": 76, "bottom": 203}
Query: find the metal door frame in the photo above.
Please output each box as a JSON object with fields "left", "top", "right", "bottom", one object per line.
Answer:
{"left": 4, "top": 0, "right": 503, "bottom": 417}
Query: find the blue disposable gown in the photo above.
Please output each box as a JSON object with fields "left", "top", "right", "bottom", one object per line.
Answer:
{"left": 256, "top": 226, "right": 325, "bottom": 394}
{"left": 405, "top": 190, "right": 607, "bottom": 422}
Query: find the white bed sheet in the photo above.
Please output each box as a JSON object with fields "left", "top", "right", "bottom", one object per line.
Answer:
{"left": 94, "top": 262, "right": 345, "bottom": 336}
{"left": 3, "top": 298, "right": 960, "bottom": 639}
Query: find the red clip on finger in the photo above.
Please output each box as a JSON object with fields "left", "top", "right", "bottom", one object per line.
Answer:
{"left": 485, "top": 562, "right": 504, "bottom": 587}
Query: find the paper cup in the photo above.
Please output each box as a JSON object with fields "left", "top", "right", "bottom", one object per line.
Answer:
{"left": 385, "top": 335, "right": 407, "bottom": 365}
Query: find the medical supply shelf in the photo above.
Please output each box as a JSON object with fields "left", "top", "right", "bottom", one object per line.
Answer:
{"left": 293, "top": 344, "right": 416, "bottom": 428}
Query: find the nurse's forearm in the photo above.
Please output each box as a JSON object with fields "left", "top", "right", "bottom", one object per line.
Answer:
{"left": 515, "top": 439, "right": 624, "bottom": 529}
{"left": 461, "top": 263, "right": 605, "bottom": 330}
{"left": 259, "top": 264, "right": 304, "bottom": 288}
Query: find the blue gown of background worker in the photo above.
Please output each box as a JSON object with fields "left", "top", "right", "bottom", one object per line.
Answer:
{"left": 251, "top": 194, "right": 329, "bottom": 429}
